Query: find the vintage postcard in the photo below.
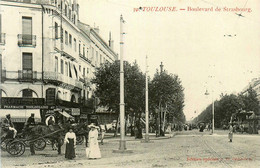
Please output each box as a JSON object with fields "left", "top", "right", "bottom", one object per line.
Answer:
{"left": 0, "top": 0, "right": 259, "bottom": 168}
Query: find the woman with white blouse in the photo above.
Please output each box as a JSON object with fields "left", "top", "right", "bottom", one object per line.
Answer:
{"left": 87, "top": 123, "right": 101, "bottom": 159}
{"left": 64, "top": 127, "right": 76, "bottom": 159}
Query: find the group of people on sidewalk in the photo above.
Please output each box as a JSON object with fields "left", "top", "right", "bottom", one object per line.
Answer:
{"left": 64, "top": 123, "right": 102, "bottom": 160}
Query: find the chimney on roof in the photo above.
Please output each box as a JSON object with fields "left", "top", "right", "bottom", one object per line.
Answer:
{"left": 109, "top": 32, "right": 114, "bottom": 50}
{"left": 94, "top": 26, "right": 99, "bottom": 34}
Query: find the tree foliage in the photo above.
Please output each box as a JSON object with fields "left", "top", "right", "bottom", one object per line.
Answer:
{"left": 92, "top": 60, "right": 145, "bottom": 116}
{"left": 195, "top": 86, "right": 259, "bottom": 128}
{"left": 149, "top": 70, "right": 185, "bottom": 134}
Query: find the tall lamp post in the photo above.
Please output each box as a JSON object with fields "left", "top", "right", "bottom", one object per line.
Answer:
{"left": 119, "top": 14, "right": 126, "bottom": 151}
{"left": 143, "top": 55, "right": 150, "bottom": 142}
{"left": 205, "top": 89, "right": 214, "bottom": 134}
{"left": 113, "top": 15, "right": 132, "bottom": 153}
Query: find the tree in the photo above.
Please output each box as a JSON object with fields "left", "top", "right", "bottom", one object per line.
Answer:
{"left": 149, "top": 70, "right": 185, "bottom": 136}
{"left": 239, "top": 86, "right": 259, "bottom": 114}
{"left": 92, "top": 60, "right": 145, "bottom": 136}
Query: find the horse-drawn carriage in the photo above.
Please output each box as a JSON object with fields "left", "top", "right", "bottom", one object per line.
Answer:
{"left": 0, "top": 122, "right": 89, "bottom": 156}
{"left": 0, "top": 124, "right": 65, "bottom": 156}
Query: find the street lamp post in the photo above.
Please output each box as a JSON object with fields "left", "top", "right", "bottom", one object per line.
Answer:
{"left": 113, "top": 15, "right": 132, "bottom": 153}
{"left": 205, "top": 89, "right": 214, "bottom": 134}
{"left": 119, "top": 14, "right": 126, "bottom": 151}
{"left": 142, "top": 55, "right": 151, "bottom": 143}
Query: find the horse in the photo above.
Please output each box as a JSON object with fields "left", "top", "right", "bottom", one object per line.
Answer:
{"left": 29, "top": 124, "right": 64, "bottom": 155}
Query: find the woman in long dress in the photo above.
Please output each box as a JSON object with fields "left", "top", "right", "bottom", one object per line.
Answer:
{"left": 228, "top": 123, "right": 233, "bottom": 142}
{"left": 65, "top": 128, "right": 76, "bottom": 159}
{"left": 87, "top": 124, "right": 101, "bottom": 159}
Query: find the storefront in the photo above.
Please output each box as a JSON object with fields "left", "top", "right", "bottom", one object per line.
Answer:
{"left": 0, "top": 109, "right": 41, "bottom": 132}
{"left": 0, "top": 97, "right": 53, "bottom": 131}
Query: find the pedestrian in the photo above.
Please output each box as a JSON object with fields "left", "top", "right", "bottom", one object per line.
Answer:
{"left": 64, "top": 127, "right": 76, "bottom": 160}
{"left": 24, "top": 113, "right": 35, "bottom": 132}
{"left": 2, "top": 114, "right": 17, "bottom": 139}
{"left": 99, "top": 124, "right": 106, "bottom": 145}
{"left": 228, "top": 123, "right": 233, "bottom": 142}
{"left": 87, "top": 123, "right": 101, "bottom": 159}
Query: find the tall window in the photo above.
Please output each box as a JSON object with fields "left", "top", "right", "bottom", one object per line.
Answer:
{"left": 22, "top": 16, "right": 32, "bottom": 44}
{"left": 22, "top": 52, "right": 33, "bottom": 79}
{"left": 55, "top": 57, "right": 58, "bottom": 72}
{"left": 60, "top": 1, "right": 63, "bottom": 10}
{"left": 65, "top": 31, "right": 68, "bottom": 45}
{"left": 83, "top": 67, "right": 85, "bottom": 77}
{"left": 83, "top": 45, "right": 85, "bottom": 57}
{"left": 69, "top": 9, "right": 71, "bottom": 20}
{"left": 60, "top": 59, "right": 64, "bottom": 74}
{"left": 74, "top": 38, "right": 76, "bottom": 51}
{"left": 65, "top": 4, "right": 67, "bottom": 16}
{"left": 55, "top": 22, "right": 58, "bottom": 39}
{"left": 91, "top": 47, "right": 94, "bottom": 60}
{"left": 79, "top": 43, "right": 81, "bottom": 54}
{"left": 96, "top": 51, "right": 98, "bottom": 66}
{"left": 22, "top": 89, "right": 33, "bottom": 98}
{"left": 69, "top": 34, "right": 72, "bottom": 46}
{"left": 60, "top": 27, "right": 63, "bottom": 43}
{"left": 65, "top": 62, "right": 68, "bottom": 76}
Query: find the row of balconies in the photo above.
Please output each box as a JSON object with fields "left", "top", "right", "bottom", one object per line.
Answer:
{"left": 79, "top": 53, "right": 92, "bottom": 64}
{"left": 1, "top": 70, "right": 41, "bottom": 82}
{"left": 1, "top": 70, "right": 88, "bottom": 90}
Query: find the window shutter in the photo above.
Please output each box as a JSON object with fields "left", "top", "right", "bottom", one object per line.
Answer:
{"left": 22, "top": 53, "right": 32, "bottom": 70}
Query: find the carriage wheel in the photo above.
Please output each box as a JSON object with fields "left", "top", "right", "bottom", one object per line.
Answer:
{"left": 7, "top": 141, "right": 26, "bottom": 156}
{"left": 76, "top": 136, "right": 84, "bottom": 145}
{"left": 34, "top": 138, "right": 46, "bottom": 151}
{"left": 1, "top": 139, "right": 13, "bottom": 151}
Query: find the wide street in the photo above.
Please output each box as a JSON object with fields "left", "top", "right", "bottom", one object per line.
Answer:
{"left": 1, "top": 130, "right": 259, "bottom": 168}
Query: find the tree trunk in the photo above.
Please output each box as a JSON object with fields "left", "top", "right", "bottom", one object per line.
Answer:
{"left": 162, "top": 104, "right": 167, "bottom": 134}
{"left": 130, "top": 113, "right": 135, "bottom": 136}
{"left": 114, "top": 115, "right": 120, "bottom": 137}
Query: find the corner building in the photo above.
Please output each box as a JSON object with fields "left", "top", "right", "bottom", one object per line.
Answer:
{"left": 0, "top": 0, "right": 117, "bottom": 129}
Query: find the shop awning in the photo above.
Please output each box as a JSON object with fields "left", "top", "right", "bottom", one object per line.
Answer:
{"left": 0, "top": 109, "right": 41, "bottom": 123}
{"left": 58, "top": 111, "right": 74, "bottom": 119}
{"left": 69, "top": 62, "right": 77, "bottom": 80}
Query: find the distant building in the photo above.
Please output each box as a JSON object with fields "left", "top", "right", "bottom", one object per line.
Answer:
{"left": 241, "top": 78, "right": 260, "bottom": 102}
{"left": 0, "top": 0, "right": 117, "bottom": 128}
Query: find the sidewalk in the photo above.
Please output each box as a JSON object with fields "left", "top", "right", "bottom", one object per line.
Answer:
{"left": 103, "top": 132, "right": 177, "bottom": 142}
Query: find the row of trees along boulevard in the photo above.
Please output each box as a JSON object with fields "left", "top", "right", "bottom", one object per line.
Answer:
{"left": 194, "top": 86, "right": 259, "bottom": 133}
{"left": 92, "top": 60, "right": 186, "bottom": 137}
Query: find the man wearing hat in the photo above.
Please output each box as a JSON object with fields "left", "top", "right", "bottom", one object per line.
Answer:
{"left": 24, "top": 113, "right": 36, "bottom": 133}
{"left": 27, "top": 113, "right": 36, "bottom": 126}
{"left": 2, "top": 114, "right": 17, "bottom": 139}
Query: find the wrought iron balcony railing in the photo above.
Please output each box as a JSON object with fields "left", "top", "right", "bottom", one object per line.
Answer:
{"left": 18, "top": 34, "right": 36, "bottom": 47}
{"left": 1, "top": 70, "right": 42, "bottom": 82}
{"left": 43, "top": 71, "right": 83, "bottom": 90}
{"left": 79, "top": 53, "right": 92, "bottom": 64}
{"left": 0, "top": 33, "right": 6, "bottom": 45}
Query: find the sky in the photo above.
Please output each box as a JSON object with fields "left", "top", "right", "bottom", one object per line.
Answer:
{"left": 78, "top": 0, "right": 260, "bottom": 120}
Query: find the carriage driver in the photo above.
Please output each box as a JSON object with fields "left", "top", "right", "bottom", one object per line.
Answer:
{"left": 24, "top": 113, "right": 36, "bottom": 133}
{"left": 2, "top": 114, "right": 17, "bottom": 139}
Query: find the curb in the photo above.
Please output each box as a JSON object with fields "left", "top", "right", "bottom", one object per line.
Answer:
{"left": 104, "top": 132, "right": 177, "bottom": 142}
